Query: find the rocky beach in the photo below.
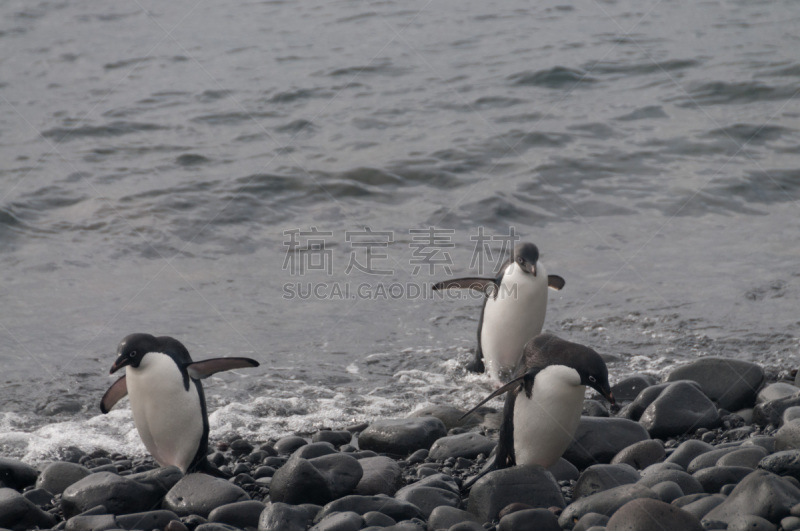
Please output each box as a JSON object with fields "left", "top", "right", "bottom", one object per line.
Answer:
{"left": 2, "top": 356, "right": 800, "bottom": 531}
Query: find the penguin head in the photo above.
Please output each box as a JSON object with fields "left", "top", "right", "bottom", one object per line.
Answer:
{"left": 576, "top": 357, "right": 615, "bottom": 406}
{"left": 513, "top": 242, "right": 540, "bottom": 276}
{"left": 109, "top": 333, "right": 159, "bottom": 373}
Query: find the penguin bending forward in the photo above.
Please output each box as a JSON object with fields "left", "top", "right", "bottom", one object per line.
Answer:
{"left": 100, "top": 333, "right": 259, "bottom": 476}
{"left": 433, "top": 242, "right": 565, "bottom": 381}
{"left": 462, "top": 334, "right": 614, "bottom": 481}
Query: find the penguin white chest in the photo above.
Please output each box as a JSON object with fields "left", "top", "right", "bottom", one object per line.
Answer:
{"left": 125, "top": 353, "right": 204, "bottom": 472}
{"left": 481, "top": 262, "right": 549, "bottom": 381}
{"left": 513, "top": 365, "right": 585, "bottom": 468}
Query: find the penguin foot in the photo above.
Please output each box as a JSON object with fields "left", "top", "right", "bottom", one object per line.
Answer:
{"left": 465, "top": 355, "right": 485, "bottom": 374}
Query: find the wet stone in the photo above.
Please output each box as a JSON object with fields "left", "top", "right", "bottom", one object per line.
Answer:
{"left": 294, "top": 442, "right": 337, "bottom": 459}
{"left": 394, "top": 484, "right": 461, "bottom": 519}
{"left": 0, "top": 459, "right": 38, "bottom": 491}
{"left": 563, "top": 417, "right": 651, "bottom": 469}
{"left": 717, "top": 446, "right": 768, "bottom": 469}
{"left": 36, "top": 461, "right": 91, "bottom": 496}
{"left": 650, "top": 480, "right": 684, "bottom": 503}
{"left": 639, "top": 381, "right": 721, "bottom": 438}
{"left": 639, "top": 468, "right": 704, "bottom": 495}
{"left": 757, "top": 382, "right": 800, "bottom": 404}
{"left": 754, "top": 395, "right": 800, "bottom": 427}
{"left": 573, "top": 464, "right": 641, "bottom": 499}
{"left": 680, "top": 494, "right": 726, "bottom": 520}
{"left": 666, "top": 357, "right": 764, "bottom": 411}
{"left": 362, "top": 510, "right": 396, "bottom": 527}
{"left": 705, "top": 470, "right": 800, "bottom": 525}
{"left": 309, "top": 511, "right": 364, "bottom": 531}
{"left": 427, "top": 505, "right": 480, "bottom": 530}
{"left": 605, "top": 498, "right": 703, "bottom": 531}
{"left": 573, "top": 512, "right": 610, "bottom": 531}
{"left": 258, "top": 501, "right": 313, "bottom": 531}
{"left": 115, "top": 510, "right": 181, "bottom": 530}
{"left": 687, "top": 447, "right": 740, "bottom": 474}
{"left": 727, "top": 514, "right": 778, "bottom": 531}
{"left": 611, "top": 439, "right": 666, "bottom": 470}
{"left": 314, "top": 495, "right": 425, "bottom": 523}
{"left": 558, "top": 483, "right": 659, "bottom": 528}
{"left": 777, "top": 420, "right": 800, "bottom": 451}
{"left": 466, "top": 464, "right": 564, "bottom": 523}
{"left": 693, "top": 466, "right": 753, "bottom": 493}
{"left": 207, "top": 500, "right": 265, "bottom": 529}
{"left": 758, "top": 450, "right": 800, "bottom": 482}
{"left": 498, "top": 507, "right": 560, "bottom": 531}
{"left": 61, "top": 471, "right": 164, "bottom": 518}
{"left": 354, "top": 456, "right": 402, "bottom": 496}
{"left": 0, "top": 487, "right": 58, "bottom": 530}
{"left": 308, "top": 453, "right": 363, "bottom": 500}
{"left": 428, "top": 432, "right": 496, "bottom": 461}
{"left": 163, "top": 473, "right": 250, "bottom": 518}
{"left": 666, "top": 440, "right": 715, "bottom": 470}
{"left": 312, "top": 430, "right": 353, "bottom": 447}
{"left": 269, "top": 455, "right": 332, "bottom": 506}
{"left": 274, "top": 436, "right": 308, "bottom": 455}
{"left": 358, "top": 417, "right": 448, "bottom": 456}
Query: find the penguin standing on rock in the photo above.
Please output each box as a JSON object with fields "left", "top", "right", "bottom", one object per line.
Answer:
{"left": 462, "top": 334, "right": 614, "bottom": 478}
{"left": 100, "top": 333, "right": 259, "bottom": 476}
{"left": 433, "top": 242, "right": 565, "bottom": 381}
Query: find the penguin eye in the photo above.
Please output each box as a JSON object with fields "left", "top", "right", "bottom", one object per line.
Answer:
{"left": 588, "top": 375, "right": 597, "bottom": 383}
{"left": 516, "top": 257, "right": 523, "bottom": 264}
{"left": 128, "top": 350, "right": 137, "bottom": 359}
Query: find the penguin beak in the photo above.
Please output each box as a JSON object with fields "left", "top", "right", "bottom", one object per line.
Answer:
{"left": 601, "top": 387, "right": 615, "bottom": 406}
{"left": 109, "top": 355, "right": 129, "bottom": 374}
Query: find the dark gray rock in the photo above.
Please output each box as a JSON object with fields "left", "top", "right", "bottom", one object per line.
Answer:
{"left": 64, "top": 513, "right": 117, "bottom": 531}
{"left": 605, "top": 498, "right": 703, "bottom": 531}
{"left": 573, "top": 512, "right": 609, "bottom": 531}
{"left": 754, "top": 395, "right": 800, "bottom": 427}
{"left": 782, "top": 515, "right": 800, "bottom": 531}
{"left": 355, "top": 456, "right": 402, "bottom": 496}
{"left": 194, "top": 524, "right": 241, "bottom": 531}
{"left": 270, "top": 455, "right": 332, "bottom": 505}
{"left": 619, "top": 382, "right": 675, "bottom": 421}
{"left": 612, "top": 374, "right": 658, "bottom": 402}
{"left": 744, "top": 436, "right": 776, "bottom": 453}
{"left": 308, "top": 453, "right": 363, "bottom": 499}
{"left": 294, "top": 442, "right": 337, "bottom": 459}
{"left": 611, "top": 439, "right": 665, "bottom": 470}
{"left": 394, "top": 485, "right": 460, "bottom": 519}
{"left": 208, "top": 500, "right": 266, "bottom": 529}
{"left": 666, "top": 357, "right": 765, "bottom": 411}
{"left": 409, "top": 404, "right": 480, "bottom": 430}
{"left": 498, "top": 508, "right": 560, "bottom": 531}
{"left": 116, "top": 510, "right": 181, "bottom": 530}
{"left": 315, "top": 495, "right": 425, "bottom": 522}
{"left": 415, "top": 473, "right": 460, "bottom": 494}
{"left": 466, "top": 465, "right": 564, "bottom": 522}
{"left": 274, "top": 436, "right": 308, "bottom": 455}
{"left": 727, "top": 514, "right": 778, "bottom": 531}
{"left": 693, "top": 466, "right": 753, "bottom": 493}
{"left": 639, "top": 381, "right": 721, "bottom": 438}
{"left": 0, "top": 459, "right": 38, "bottom": 491}
{"left": 574, "top": 464, "right": 641, "bottom": 499}
{"left": 639, "top": 469, "right": 704, "bottom": 495}
{"left": 312, "top": 430, "right": 353, "bottom": 447}
{"left": 445, "top": 522, "right": 483, "bottom": 531}
{"left": 162, "top": 473, "right": 250, "bottom": 518}
{"left": 310, "top": 511, "right": 364, "bottom": 531}
{"left": 777, "top": 420, "right": 800, "bottom": 451}
{"left": 428, "top": 433, "right": 496, "bottom": 461}
{"left": 705, "top": 470, "right": 800, "bottom": 524}
{"left": 558, "top": 483, "right": 659, "bottom": 528}
{"left": 36, "top": 461, "right": 91, "bottom": 496}
{"left": 687, "top": 448, "right": 739, "bottom": 474}
{"left": 582, "top": 400, "right": 610, "bottom": 418}
{"left": 759, "top": 450, "right": 800, "bottom": 481}
{"left": 21, "top": 487, "right": 52, "bottom": 507}
{"left": 258, "top": 502, "right": 313, "bottom": 531}
{"left": 758, "top": 383, "right": 799, "bottom": 404}
{"left": 363, "top": 511, "right": 396, "bottom": 527}
{"left": 786, "top": 407, "right": 800, "bottom": 424}
{"left": 358, "top": 418, "right": 448, "bottom": 456}
{"left": 680, "top": 494, "right": 726, "bottom": 520}
{"left": 548, "top": 458, "right": 579, "bottom": 482}
{"left": 666, "top": 440, "right": 716, "bottom": 470}
{"left": 563, "top": 417, "right": 650, "bottom": 469}
{"left": 61, "top": 471, "right": 166, "bottom": 518}
{"left": 716, "top": 446, "right": 769, "bottom": 469}
{"left": 650, "top": 480, "right": 684, "bottom": 503}
{"left": 0, "top": 487, "right": 57, "bottom": 531}
{"left": 428, "top": 506, "right": 480, "bottom": 530}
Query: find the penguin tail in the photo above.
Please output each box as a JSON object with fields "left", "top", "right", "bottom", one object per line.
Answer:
{"left": 192, "top": 458, "right": 231, "bottom": 479}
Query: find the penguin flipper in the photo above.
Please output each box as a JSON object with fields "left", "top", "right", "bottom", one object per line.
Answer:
{"left": 548, "top": 275, "right": 566, "bottom": 290}
{"left": 496, "top": 388, "right": 519, "bottom": 469}
{"left": 100, "top": 375, "right": 128, "bottom": 414}
{"left": 432, "top": 277, "right": 497, "bottom": 293}
{"left": 459, "top": 376, "right": 526, "bottom": 421}
{"left": 187, "top": 357, "right": 260, "bottom": 380}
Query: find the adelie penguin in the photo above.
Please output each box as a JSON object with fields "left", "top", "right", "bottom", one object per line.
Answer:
{"left": 433, "top": 242, "right": 565, "bottom": 381}
{"left": 100, "top": 333, "right": 259, "bottom": 476}
{"left": 462, "top": 334, "right": 614, "bottom": 484}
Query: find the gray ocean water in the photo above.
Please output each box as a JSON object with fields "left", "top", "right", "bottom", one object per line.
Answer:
{"left": 1, "top": 0, "right": 799, "bottom": 461}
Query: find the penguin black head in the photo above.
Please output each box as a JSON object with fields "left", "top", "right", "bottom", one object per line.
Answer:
{"left": 513, "top": 243, "right": 540, "bottom": 277}
{"left": 524, "top": 333, "right": 615, "bottom": 405}
{"left": 110, "top": 333, "right": 191, "bottom": 374}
